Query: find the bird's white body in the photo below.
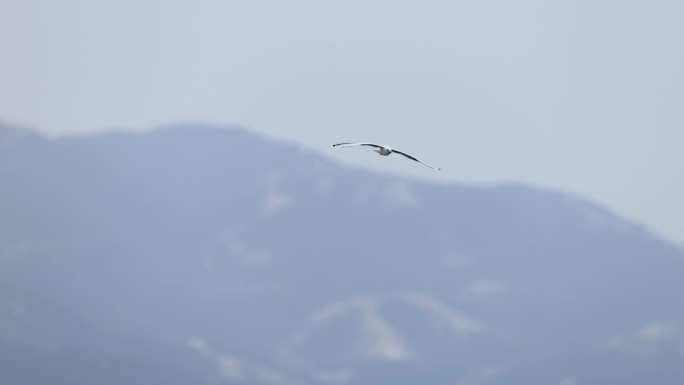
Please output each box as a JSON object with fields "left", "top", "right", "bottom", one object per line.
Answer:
{"left": 332, "top": 142, "right": 440, "bottom": 170}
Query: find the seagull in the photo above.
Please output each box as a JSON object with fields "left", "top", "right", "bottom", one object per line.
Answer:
{"left": 332, "top": 142, "right": 441, "bottom": 170}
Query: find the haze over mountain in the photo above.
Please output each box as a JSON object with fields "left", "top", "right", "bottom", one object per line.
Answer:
{"left": 1, "top": 122, "right": 683, "bottom": 384}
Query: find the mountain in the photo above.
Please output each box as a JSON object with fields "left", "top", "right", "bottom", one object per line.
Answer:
{"left": 1, "top": 122, "right": 683, "bottom": 384}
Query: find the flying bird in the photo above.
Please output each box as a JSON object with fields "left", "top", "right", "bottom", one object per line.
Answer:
{"left": 332, "top": 142, "right": 440, "bottom": 170}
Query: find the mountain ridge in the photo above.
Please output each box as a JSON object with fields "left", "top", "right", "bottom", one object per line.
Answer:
{"left": 1, "top": 122, "right": 682, "bottom": 384}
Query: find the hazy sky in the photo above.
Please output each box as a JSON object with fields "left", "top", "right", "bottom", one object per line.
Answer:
{"left": 2, "top": 0, "right": 683, "bottom": 245}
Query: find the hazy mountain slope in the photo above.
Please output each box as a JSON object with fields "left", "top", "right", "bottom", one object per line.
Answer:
{"left": 1, "top": 123, "right": 682, "bottom": 384}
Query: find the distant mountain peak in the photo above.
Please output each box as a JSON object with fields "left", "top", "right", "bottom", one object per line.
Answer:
{"left": 0, "top": 122, "right": 42, "bottom": 149}
{"left": 2, "top": 121, "right": 683, "bottom": 385}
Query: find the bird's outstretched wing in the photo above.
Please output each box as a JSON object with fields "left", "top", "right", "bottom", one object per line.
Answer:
{"left": 392, "top": 150, "right": 441, "bottom": 170}
{"left": 332, "top": 142, "right": 383, "bottom": 149}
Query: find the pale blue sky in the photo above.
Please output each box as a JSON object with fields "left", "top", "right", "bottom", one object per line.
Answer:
{"left": 2, "top": 0, "right": 683, "bottom": 245}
